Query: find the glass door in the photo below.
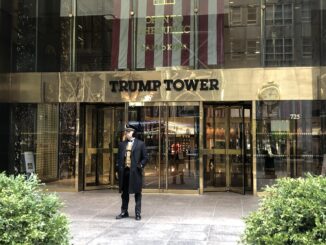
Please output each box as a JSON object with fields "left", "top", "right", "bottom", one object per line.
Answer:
{"left": 166, "top": 104, "right": 199, "bottom": 190}
{"left": 128, "top": 104, "right": 164, "bottom": 190}
{"left": 203, "top": 104, "right": 251, "bottom": 194}
{"left": 128, "top": 103, "right": 199, "bottom": 192}
{"left": 84, "top": 105, "right": 124, "bottom": 190}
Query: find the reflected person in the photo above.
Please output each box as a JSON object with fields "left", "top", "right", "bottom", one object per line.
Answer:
{"left": 116, "top": 125, "right": 147, "bottom": 221}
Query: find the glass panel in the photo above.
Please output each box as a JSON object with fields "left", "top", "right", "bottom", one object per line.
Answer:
{"left": 247, "top": 6, "right": 257, "bottom": 24}
{"left": 204, "top": 106, "right": 214, "bottom": 149}
{"left": 112, "top": 107, "right": 125, "bottom": 187}
{"left": 167, "top": 106, "right": 199, "bottom": 190}
{"left": 128, "top": 106, "right": 162, "bottom": 189}
{"left": 13, "top": 0, "right": 37, "bottom": 72}
{"left": 215, "top": 108, "right": 226, "bottom": 148}
{"left": 2, "top": 0, "right": 323, "bottom": 71}
{"left": 197, "top": 0, "right": 224, "bottom": 69}
{"left": 9, "top": 104, "right": 72, "bottom": 189}
{"left": 229, "top": 108, "right": 242, "bottom": 149}
{"left": 203, "top": 105, "right": 250, "bottom": 193}
{"left": 135, "top": 0, "right": 195, "bottom": 70}
{"left": 244, "top": 108, "right": 252, "bottom": 191}
{"left": 256, "top": 101, "right": 326, "bottom": 192}
{"left": 204, "top": 154, "right": 226, "bottom": 188}
{"left": 224, "top": 0, "right": 261, "bottom": 68}
{"left": 84, "top": 106, "right": 122, "bottom": 189}
{"left": 36, "top": 104, "right": 59, "bottom": 181}
{"left": 97, "top": 108, "right": 113, "bottom": 185}
{"left": 3, "top": 0, "right": 73, "bottom": 72}
{"left": 58, "top": 103, "right": 77, "bottom": 189}
{"left": 229, "top": 107, "right": 244, "bottom": 192}
{"left": 230, "top": 7, "right": 241, "bottom": 25}
{"left": 10, "top": 104, "right": 37, "bottom": 174}
{"left": 128, "top": 104, "right": 199, "bottom": 191}
{"left": 229, "top": 154, "right": 243, "bottom": 188}
{"left": 247, "top": 40, "right": 259, "bottom": 56}
{"left": 85, "top": 107, "right": 97, "bottom": 186}
{"left": 264, "top": 2, "right": 317, "bottom": 67}
{"left": 76, "top": 0, "right": 120, "bottom": 71}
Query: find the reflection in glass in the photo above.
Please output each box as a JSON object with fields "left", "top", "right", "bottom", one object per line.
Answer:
{"left": 128, "top": 106, "right": 161, "bottom": 189}
{"left": 167, "top": 106, "right": 199, "bottom": 190}
{"left": 8, "top": 104, "right": 73, "bottom": 189}
{"left": 84, "top": 106, "right": 124, "bottom": 189}
{"left": 203, "top": 105, "right": 251, "bottom": 193}
{"left": 256, "top": 101, "right": 326, "bottom": 191}
{"left": 128, "top": 104, "right": 199, "bottom": 190}
{"left": 57, "top": 103, "right": 77, "bottom": 189}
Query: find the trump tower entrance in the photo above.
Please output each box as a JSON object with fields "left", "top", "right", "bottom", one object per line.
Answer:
{"left": 82, "top": 102, "right": 252, "bottom": 194}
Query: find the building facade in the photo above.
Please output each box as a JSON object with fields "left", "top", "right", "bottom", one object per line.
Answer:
{"left": 0, "top": 0, "right": 325, "bottom": 194}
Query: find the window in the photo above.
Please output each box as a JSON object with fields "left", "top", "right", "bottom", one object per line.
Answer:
{"left": 247, "top": 6, "right": 257, "bottom": 24}
{"left": 231, "top": 40, "right": 242, "bottom": 59}
{"left": 265, "top": 4, "right": 293, "bottom": 25}
{"left": 301, "top": 2, "right": 311, "bottom": 23}
{"left": 302, "top": 38, "right": 312, "bottom": 58}
{"left": 265, "top": 38, "right": 293, "bottom": 66}
{"left": 230, "top": 7, "right": 241, "bottom": 25}
{"left": 247, "top": 40, "right": 260, "bottom": 56}
{"left": 256, "top": 101, "right": 326, "bottom": 191}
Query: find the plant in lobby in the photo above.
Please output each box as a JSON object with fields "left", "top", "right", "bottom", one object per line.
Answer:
{"left": 0, "top": 172, "right": 70, "bottom": 245}
{"left": 242, "top": 174, "right": 326, "bottom": 244}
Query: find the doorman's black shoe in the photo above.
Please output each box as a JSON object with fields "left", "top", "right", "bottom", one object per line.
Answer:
{"left": 135, "top": 213, "right": 141, "bottom": 221}
{"left": 116, "top": 212, "right": 129, "bottom": 219}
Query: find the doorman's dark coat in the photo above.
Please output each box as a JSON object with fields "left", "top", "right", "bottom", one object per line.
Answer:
{"left": 116, "top": 139, "right": 147, "bottom": 193}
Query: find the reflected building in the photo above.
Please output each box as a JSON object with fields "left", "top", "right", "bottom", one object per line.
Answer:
{"left": 0, "top": 0, "right": 325, "bottom": 194}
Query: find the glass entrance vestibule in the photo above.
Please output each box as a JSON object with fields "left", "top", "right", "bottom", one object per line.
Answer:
{"left": 81, "top": 102, "right": 252, "bottom": 194}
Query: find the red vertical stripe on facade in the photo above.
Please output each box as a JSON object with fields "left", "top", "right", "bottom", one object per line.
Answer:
{"left": 145, "top": 0, "right": 155, "bottom": 69}
{"left": 181, "top": 0, "right": 190, "bottom": 66}
{"left": 163, "top": 4, "right": 173, "bottom": 67}
{"left": 110, "top": 0, "right": 121, "bottom": 70}
{"left": 198, "top": 0, "right": 208, "bottom": 68}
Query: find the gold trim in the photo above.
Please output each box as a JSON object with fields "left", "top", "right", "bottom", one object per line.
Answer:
{"left": 204, "top": 187, "right": 228, "bottom": 192}
{"left": 2, "top": 67, "right": 320, "bottom": 103}
{"left": 252, "top": 101, "right": 257, "bottom": 195}
{"left": 199, "top": 102, "right": 204, "bottom": 194}
{"left": 143, "top": 189, "right": 199, "bottom": 194}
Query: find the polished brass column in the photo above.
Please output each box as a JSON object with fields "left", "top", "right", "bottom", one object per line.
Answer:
{"left": 75, "top": 102, "right": 80, "bottom": 191}
{"left": 199, "top": 102, "right": 204, "bottom": 194}
{"left": 252, "top": 101, "right": 257, "bottom": 195}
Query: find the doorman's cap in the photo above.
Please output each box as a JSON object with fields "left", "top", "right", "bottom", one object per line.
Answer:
{"left": 124, "top": 124, "right": 136, "bottom": 132}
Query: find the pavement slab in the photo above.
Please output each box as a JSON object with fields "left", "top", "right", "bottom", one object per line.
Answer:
{"left": 58, "top": 191, "right": 259, "bottom": 245}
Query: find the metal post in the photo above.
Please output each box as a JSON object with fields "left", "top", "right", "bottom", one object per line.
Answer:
{"left": 71, "top": 0, "right": 76, "bottom": 72}
{"left": 165, "top": 103, "right": 169, "bottom": 191}
{"left": 194, "top": 0, "right": 198, "bottom": 69}
{"left": 158, "top": 104, "right": 161, "bottom": 190}
{"left": 199, "top": 102, "right": 204, "bottom": 194}
{"left": 252, "top": 101, "right": 257, "bottom": 195}
{"left": 75, "top": 103, "right": 80, "bottom": 191}
{"left": 261, "top": 0, "right": 265, "bottom": 66}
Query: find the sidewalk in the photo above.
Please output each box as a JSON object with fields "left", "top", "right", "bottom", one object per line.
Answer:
{"left": 58, "top": 191, "right": 259, "bottom": 245}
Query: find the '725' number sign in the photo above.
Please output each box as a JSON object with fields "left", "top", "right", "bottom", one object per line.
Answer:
{"left": 290, "top": 114, "right": 301, "bottom": 120}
